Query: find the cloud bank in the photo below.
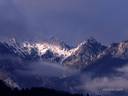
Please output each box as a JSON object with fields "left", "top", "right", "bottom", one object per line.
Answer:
{"left": 0, "top": 0, "right": 128, "bottom": 45}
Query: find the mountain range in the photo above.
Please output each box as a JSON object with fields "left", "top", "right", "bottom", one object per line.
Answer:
{"left": 0, "top": 37, "right": 128, "bottom": 96}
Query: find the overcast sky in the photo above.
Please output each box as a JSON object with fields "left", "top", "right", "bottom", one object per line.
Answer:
{"left": 0, "top": 0, "right": 128, "bottom": 45}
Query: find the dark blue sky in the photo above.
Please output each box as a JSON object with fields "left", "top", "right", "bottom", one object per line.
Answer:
{"left": 0, "top": 0, "right": 128, "bottom": 45}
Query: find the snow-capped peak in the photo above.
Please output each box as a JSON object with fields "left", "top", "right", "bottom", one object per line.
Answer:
{"left": 21, "top": 40, "right": 72, "bottom": 58}
{"left": 111, "top": 40, "right": 128, "bottom": 59}
{"left": 35, "top": 42, "right": 72, "bottom": 57}
{"left": 62, "top": 38, "right": 107, "bottom": 68}
{"left": 49, "top": 37, "right": 71, "bottom": 50}
{"left": 97, "top": 40, "right": 128, "bottom": 60}
{"left": 72, "top": 37, "right": 106, "bottom": 55}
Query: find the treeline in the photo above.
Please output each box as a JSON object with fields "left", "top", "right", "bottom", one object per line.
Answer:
{"left": 0, "top": 80, "right": 85, "bottom": 96}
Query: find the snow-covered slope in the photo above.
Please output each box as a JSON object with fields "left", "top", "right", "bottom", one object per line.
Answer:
{"left": 102, "top": 40, "right": 128, "bottom": 59}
